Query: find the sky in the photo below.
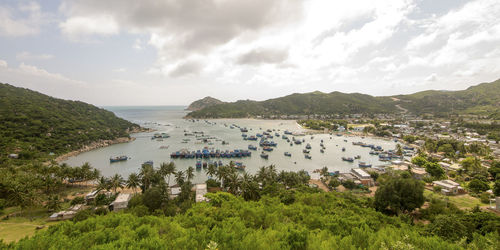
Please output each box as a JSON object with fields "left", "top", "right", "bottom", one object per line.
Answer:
{"left": 0, "top": 0, "right": 499, "bottom": 106}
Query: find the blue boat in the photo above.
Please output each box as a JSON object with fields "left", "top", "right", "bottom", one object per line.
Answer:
{"left": 196, "top": 160, "right": 202, "bottom": 169}
{"left": 305, "top": 154, "right": 312, "bottom": 159}
{"left": 284, "top": 152, "right": 291, "bottom": 157}
{"left": 234, "top": 162, "right": 245, "bottom": 170}
{"left": 110, "top": 156, "right": 128, "bottom": 163}
{"left": 260, "top": 153, "right": 269, "bottom": 159}
{"left": 342, "top": 157, "right": 354, "bottom": 162}
{"left": 248, "top": 145, "right": 257, "bottom": 150}
{"left": 263, "top": 147, "right": 273, "bottom": 152}
{"left": 358, "top": 162, "right": 372, "bottom": 168}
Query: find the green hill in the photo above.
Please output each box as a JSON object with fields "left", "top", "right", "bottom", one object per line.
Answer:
{"left": 187, "top": 79, "right": 500, "bottom": 118}
{"left": 186, "top": 96, "right": 224, "bottom": 111}
{"left": 187, "top": 91, "right": 397, "bottom": 118}
{"left": 0, "top": 83, "right": 140, "bottom": 162}
{"left": 396, "top": 79, "right": 500, "bottom": 117}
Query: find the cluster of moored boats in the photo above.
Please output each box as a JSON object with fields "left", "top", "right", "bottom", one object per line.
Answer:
{"left": 170, "top": 148, "right": 252, "bottom": 159}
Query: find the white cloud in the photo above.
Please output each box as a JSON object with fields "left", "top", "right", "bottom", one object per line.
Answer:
{"left": 113, "top": 68, "right": 126, "bottom": 73}
{"left": 59, "top": 15, "right": 119, "bottom": 41}
{"left": 16, "top": 51, "right": 54, "bottom": 61}
{"left": 0, "top": 2, "right": 45, "bottom": 37}
{"left": 0, "top": 59, "right": 7, "bottom": 67}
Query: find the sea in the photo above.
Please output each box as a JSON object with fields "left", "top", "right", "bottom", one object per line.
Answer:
{"left": 63, "top": 106, "right": 397, "bottom": 183}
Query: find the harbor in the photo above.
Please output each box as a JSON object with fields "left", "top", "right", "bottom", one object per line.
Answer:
{"left": 63, "top": 106, "right": 400, "bottom": 184}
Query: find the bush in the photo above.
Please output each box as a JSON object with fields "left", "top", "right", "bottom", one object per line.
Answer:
{"left": 95, "top": 207, "right": 108, "bottom": 216}
{"left": 342, "top": 180, "right": 357, "bottom": 190}
{"left": 73, "top": 210, "right": 94, "bottom": 222}
{"left": 468, "top": 179, "right": 489, "bottom": 194}
{"left": 433, "top": 185, "right": 442, "bottom": 193}
{"left": 480, "top": 192, "right": 491, "bottom": 204}
{"left": 70, "top": 196, "right": 85, "bottom": 206}
{"left": 130, "top": 205, "right": 149, "bottom": 217}
{"left": 206, "top": 179, "right": 221, "bottom": 188}
{"left": 128, "top": 194, "right": 143, "bottom": 208}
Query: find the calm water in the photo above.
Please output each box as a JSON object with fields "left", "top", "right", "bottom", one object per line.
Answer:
{"left": 63, "top": 106, "right": 397, "bottom": 182}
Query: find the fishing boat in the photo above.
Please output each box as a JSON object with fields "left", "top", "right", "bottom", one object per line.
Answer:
{"left": 290, "top": 143, "right": 293, "bottom": 146}
{"left": 305, "top": 143, "right": 311, "bottom": 149}
{"left": 358, "top": 162, "right": 372, "bottom": 168}
{"left": 354, "top": 155, "right": 361, "bottom": 159}
{"left": 234, "top": 162, "right": 245, "bottom": 170}
{"left": 303, "top": 149, "right": 310, "bottom": 154}
{"left": 109, "top": 156, "right": 128, "bottom": 163}
{"left": 142, "top": 160, "right": 154, "bottom": 166}
{"left": 284, "top": 152, "right": 292, "bottom": 157}
{"left": 248, "top": 145, "right": 257, "bottom": 150}
{"left": 159, "top": 145, "right": 169, "bottom": 149}
{"left": 320, "top": 149, "right": 324, "bottom": 153}
{"left": 369, "top": 151, "right": 379, "bottom": 155}
{"left": 196, "top": 160, "right": 202, "bottom": 169}
{"left": 260, "top": 153, "right": 269, "bottom": 159}
{"left": 305, "top": 154, "right": 312, "bottom": 159}
{"left": 342, "top": 157, "right": 354, "bottom": 162}
{"left": 342, "top": 147, "right": 346, "bottom": 152}
{"left": 263, "top": 147, "right": 273, "bottom": 152}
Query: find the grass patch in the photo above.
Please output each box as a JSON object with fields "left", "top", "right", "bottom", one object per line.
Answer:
{"left": 424, "top": 190, "right": 483, "bottom": 209}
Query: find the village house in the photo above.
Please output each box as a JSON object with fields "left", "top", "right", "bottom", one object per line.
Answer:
{"left": 109, "top": 193, "right": 132, "bottom": 212}
{"left": 432, "top": 180, "right": 465, "bottom": 195}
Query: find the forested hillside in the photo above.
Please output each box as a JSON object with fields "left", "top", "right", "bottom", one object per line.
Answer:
{"left": 0, "top": 83, "right": 139, "bottom": 161}
{"left": 187, "top": 79, "right": 500, "bottom": 118}
{"left": 396, "top": 79, "right": 500, "bottom": 117}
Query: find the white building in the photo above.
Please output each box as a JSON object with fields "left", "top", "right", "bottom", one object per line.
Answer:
{"left": 195, "top": 183, "right": 209, "bottom": 203}
{"left": 110, "top": 193, "right": 131, "bottom": 212}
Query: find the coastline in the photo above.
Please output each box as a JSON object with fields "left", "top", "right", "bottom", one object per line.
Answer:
{"left": 55, "top": 137, "right": 137, "bottom": 162}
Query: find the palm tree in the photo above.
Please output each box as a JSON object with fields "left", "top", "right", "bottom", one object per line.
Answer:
{"left": 396, "top": 144, "right": 403, "bottom": 156}
{"left": 226, "top": 171, "right": 240, "bottom": 195}
{"left": 240, "top": 172, "right": 260, "bottom": 201}
{"left": 45, "top": 195, "right": 61, "bottom": 212}
{"left": 127, "top": 173, "right": 140, "bottom": 194}
{"left": 186, "top": 166, "right": 195, "bottom": 183}
{"left": 207, "top": 164, "right": 216, "bottom": 178}
{"left": 110, "top": 174, "right": 124, "bottom": 193}
{"left": 159, "top": 162, "right": 176, "bottom": 186}
{"left": 175, "top": 171, "right": 185, "bottom": 186}
{"left": 97, "top": 176, "right": 111, "bottom": 191}
{"left": 139, "top": 164, "right": 155, "bottom": 192}
{"left": 320, "top": 166, "right": 329, "bottom": 179}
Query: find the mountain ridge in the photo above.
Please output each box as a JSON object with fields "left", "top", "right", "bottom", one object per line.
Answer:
{"left": 187, "top": 79, "right": 500, "bottom": 118}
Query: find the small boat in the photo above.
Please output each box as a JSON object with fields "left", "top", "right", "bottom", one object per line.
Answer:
{"left": 358, "top": 162, "right": 372, "bottom": 168}
{"left": 342, "top": 157, "right": 354, "bottom": 162}
{"left": 159, "top": 145, "right": 169, "bottom": 149}
{"left": 248, "top": 145, "right": 257, "bottom": 150}
{"left": 305, "top": 143, "right": 311, "bottom": 149}
{"left": 284, "top": 152, "right": 292, "bottom": 157}
{"left": 303, "top": 149, "right": 310, "bottom": 154}
{"left": 263, "top": 147, "right": 273, "bottom": 152}
{"left": 354, "top": 155, "right": 361, "bottom": 159}
{"left": 196, "top": 160, "right": 202, "bottom": 169}
{"left": 305, "top": 154, "right": 312, "bottom": 159}
{"left": 110, "top": 156, "right": 128, "bottom": 163}
{"left": 234, "top": 162, "right": 245, "bottom": 170}
{"left": 320, "top": 149, "right": 324, "bottom": 153}
{"left": 142, "top": 160, "right": 154, "bottom": 166}
{"left": 260, "top": 153, "right": 269, "bottom": 159}
{"left": 342, "top": 147, "right": 346, "bottom": 152}
{"left": 290, "top": 143, "right": 293, "bottom": 146}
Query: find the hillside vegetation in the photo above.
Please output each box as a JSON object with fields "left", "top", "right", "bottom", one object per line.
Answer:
{"left": 0, "top": 83, "right": 139, "bottom": 162}
{"left": 187, "top": 91, "right": 397, "bottom": 118}
{"left": 187, "top": 79, "right": 500, "bottom": 118}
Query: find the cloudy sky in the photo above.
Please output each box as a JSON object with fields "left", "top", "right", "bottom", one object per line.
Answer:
{"left": 1, "top": 0, "right": 499, "bottom": 106}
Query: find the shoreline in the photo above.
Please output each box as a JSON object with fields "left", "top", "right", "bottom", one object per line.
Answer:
{"left": 55, "top": 137, "right": 137, "bottom": 162}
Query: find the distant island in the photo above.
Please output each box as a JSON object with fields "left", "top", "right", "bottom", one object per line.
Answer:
{"left": 186, "top": 79, "right": 500, "bottom": 119}
{"left": 186, "top": 96, "right": 224, "bottom": 111}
